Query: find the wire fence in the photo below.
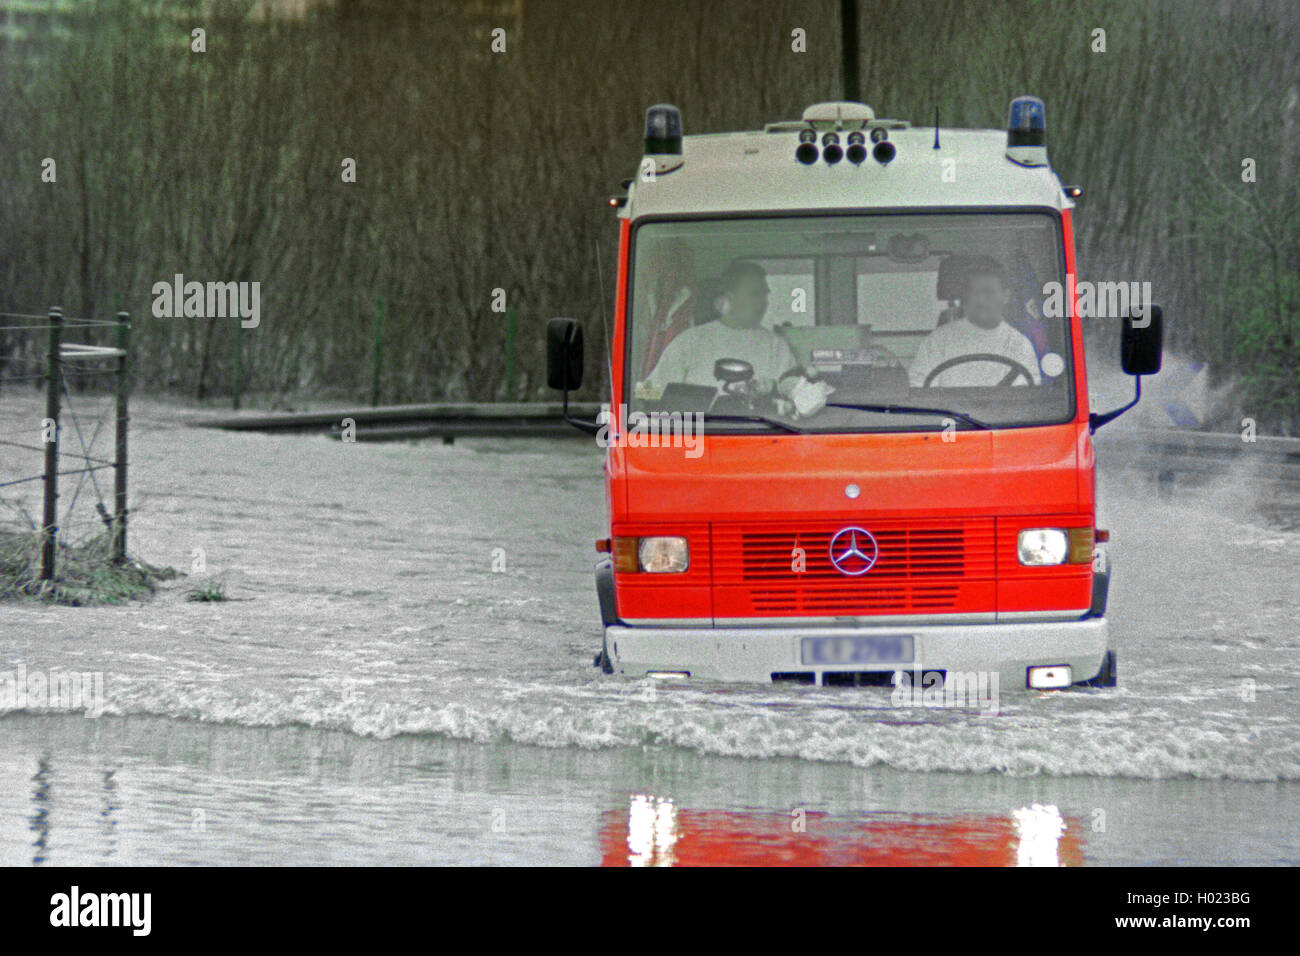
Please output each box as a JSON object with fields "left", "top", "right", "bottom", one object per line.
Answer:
{"left": 1, "top": 308, "right": 130, "bottom": 584}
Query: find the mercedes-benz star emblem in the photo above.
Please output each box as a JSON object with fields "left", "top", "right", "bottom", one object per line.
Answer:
{"left": 828, "top": 526, "right": 879, "bottom": 576}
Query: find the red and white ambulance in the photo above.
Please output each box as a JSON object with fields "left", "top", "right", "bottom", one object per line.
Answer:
{"left": 548, "top": 98, "right": 1162, "bottom": 689}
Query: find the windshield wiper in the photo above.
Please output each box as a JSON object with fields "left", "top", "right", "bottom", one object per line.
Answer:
{"left": 825, "top": 401, "right": 992, "bottom": 430}
{"left": 701, "top": 412, "right": 805, "bottom": 434}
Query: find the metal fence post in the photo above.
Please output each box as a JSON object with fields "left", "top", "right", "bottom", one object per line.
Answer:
{"left": 113, "top": 312, "right": 130, "bottom": 562}
{"left": 840, "top": 0, "right": 860, "bottom": 102}
{"left": 40, "top": 307, "right": 62, "bottom": 581}
{"left": 372, "top": 295, "right": 384, "bottom": 407}
{"left": 504, "top": 308, "right": 516, "bottom": 401}
{"left": 233, "top": 286, "right": 243, "bottom": 410}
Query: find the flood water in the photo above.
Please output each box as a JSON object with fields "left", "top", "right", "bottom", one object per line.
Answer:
{"left": 1, "top": 397, "right": 1297, "bottom": 865}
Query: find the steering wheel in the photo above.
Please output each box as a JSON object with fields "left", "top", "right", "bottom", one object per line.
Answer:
{"left": 922, "top": 352, "right": 1035, "bottom": 387}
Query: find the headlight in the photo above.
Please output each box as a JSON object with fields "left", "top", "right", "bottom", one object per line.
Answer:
{"left": 637, "top": 536, "right": 689, "bottom": 573}
{"left": 1018, "top": 528, "right": 1068, "bottom": 566}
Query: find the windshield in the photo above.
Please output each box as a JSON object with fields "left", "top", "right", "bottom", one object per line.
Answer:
{"left": 626, "top": 212, "right": 1073, "bottom": 433}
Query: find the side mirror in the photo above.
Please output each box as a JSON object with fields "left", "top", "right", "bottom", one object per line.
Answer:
{"left": 1121, "top": 305, "right": 1163, "bottom": 376}
{"left": 546, "top": 318, "right": 584, "bottom": 391}
{"left": 545, "top": 317, "right": 599, "bottom": 436}
{"left": 1090, "top": 305, "right": 1165, "bottom": 433}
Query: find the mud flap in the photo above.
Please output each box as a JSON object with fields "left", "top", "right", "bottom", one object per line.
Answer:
{"left": 1079, "top": 561, "right": 1115, "bottom": 686}
{"left": 1082, "top": 649, "right": 1117, "bottom": 687}
{"left": 1076, "top": 564, "right": 1118, "bottom": 686}
{"left": 1089, "top": 563, "right": 1110, "bottom": 617}
{"left": 594, "top": 556, "right": 617, "bottom": 673}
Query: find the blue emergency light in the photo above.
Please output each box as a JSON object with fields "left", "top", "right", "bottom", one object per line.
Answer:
{"left": 644, "top": 104, "right": 683, "bottom": 155}
{"left": 1007, "top": 95, "right": 1046, "bottom": 147}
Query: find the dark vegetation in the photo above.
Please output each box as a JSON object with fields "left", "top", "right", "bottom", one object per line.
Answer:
{"left": 0, "top": 0, "right": 1295, "bottom": 429}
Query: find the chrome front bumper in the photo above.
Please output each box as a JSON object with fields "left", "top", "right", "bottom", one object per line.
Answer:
{"left": 604, "top": 617, "right": 1109, "bottom": 687}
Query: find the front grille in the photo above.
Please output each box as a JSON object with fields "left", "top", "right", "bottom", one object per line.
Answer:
{"left": 712, "top": 518, "right": 996, "bottom": 616}
{"left": 751, "top": 583, "right": 959, "bottom": 612}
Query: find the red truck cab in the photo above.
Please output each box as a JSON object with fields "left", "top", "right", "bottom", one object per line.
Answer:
{"left": 548, "top": 99, "right": 1162, "bottom": 690}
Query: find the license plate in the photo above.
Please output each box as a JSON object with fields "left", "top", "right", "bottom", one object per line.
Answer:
{"left": 800, "top": 635, "right": 914, "bottom": 666}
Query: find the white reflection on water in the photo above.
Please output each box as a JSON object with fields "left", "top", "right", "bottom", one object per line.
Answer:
{"left": 626, "top": 794, "right": 679, "bottom": 867}
{"left": 1013, "top": 803, "right": 1067, "bottom": 867}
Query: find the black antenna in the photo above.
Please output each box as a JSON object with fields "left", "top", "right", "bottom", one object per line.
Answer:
{"left": 933, "top": 106, "right": 940, "bottom": 149}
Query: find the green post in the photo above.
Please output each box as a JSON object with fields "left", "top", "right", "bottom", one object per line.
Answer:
{"left": 372, "top": 296, "right": 384, "bottom": 407}
{"left": 841, "top": 0, "right": 860, "bottom": 103}
{"left": 113, "top": 313, "right": 130, "bottom": 563}
{"left": 504, "top": 308, "right": 516, "bottom": 401}
{"left": 233, "top": 286, "right": 243, "bottom": 410}
{"left": 40, "top": 308, "right": 63, "bottom": 582}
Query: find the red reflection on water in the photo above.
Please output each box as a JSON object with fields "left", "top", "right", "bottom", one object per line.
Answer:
{"left": 600, "top": 796, "right": 1085, "bottom": 866}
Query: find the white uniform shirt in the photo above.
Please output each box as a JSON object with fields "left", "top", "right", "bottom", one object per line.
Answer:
{"left": 908, "top": 319, "right": 1042, "bottom": 387}
{"left": 645, "top": 320, "right": 798, "bottom": 389}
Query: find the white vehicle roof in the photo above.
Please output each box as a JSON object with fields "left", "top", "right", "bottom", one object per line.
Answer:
{"left": 624, "top": 124, "right": 1073, "bottom": 220}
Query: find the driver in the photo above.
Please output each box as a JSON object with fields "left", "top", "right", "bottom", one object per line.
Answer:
{"left": 644, "top": 260, "right": 803, "bottom": 398}
{"left": 909, "top": 257, "right": 1041, "bottom": 387}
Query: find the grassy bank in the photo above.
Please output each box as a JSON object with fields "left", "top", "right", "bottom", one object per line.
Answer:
{"left": 0, "top": 531, "right": 176, "bottom": 606}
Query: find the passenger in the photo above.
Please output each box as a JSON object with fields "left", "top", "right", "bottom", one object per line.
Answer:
{"left": 909, "top": 257, "right": 1042, "bottom": 387}
{"left": 644, "top": 261, "right": 800, "bottom": 397}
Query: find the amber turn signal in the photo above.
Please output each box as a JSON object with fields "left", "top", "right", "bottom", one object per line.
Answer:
{"left": 612, "top": 536, "right": 639, "bottom": 573}
{"left": 1067, "top": 527, "right": 1095, "bottom": 564}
